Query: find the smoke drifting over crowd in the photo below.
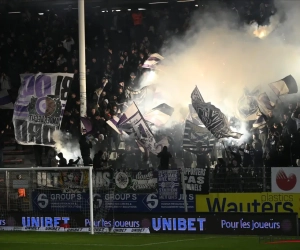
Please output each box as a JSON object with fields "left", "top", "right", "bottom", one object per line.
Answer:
{"left": 52, "top": 130, "right": 82, "bottom": 163}
{"left": 140, "top": 1, "right": 300, "bottom": 124}
{"left": 52, "top": 1, "right": 300, "bottom": 161}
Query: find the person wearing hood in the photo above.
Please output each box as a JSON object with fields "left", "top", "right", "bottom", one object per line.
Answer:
{"left": 79, "top": 129, "right": 92, "bottom": 166}
{"left": 157, "top": 146, "right": 172, "bottom": 170}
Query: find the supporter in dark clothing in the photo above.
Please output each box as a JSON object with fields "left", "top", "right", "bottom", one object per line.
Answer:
{"left": 213, "top": 158, "right": 227, "bottom": 191}
{"left": 79, "top": 132, "right": 92, "bottom": 166}
{"left": 57, "top": 153, "right": 67, "bottom": 167}
{"left": 252, "top": 134, "right": 263, "bottom": 176}
{"left": 227, "top": 159, "right": 241, "bottom": 192}
{"left": 93, "top": 150, "right": 104, "bottom": 170}
{"left": 157, "top": 146, "right": 172, "bottom": 170}
{"left": 239, "top": 143, "right": 253, "bottom": 168}
{"left": 68, "top": 157, "right": 81, "bottom": 166}
{"left": 33, "top": 145, "right": 43, "bottom": 166}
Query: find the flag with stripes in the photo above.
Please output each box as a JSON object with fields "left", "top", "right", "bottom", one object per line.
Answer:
{"left": 142, "top": 53, "right": 164, "bottom": 69}
{"left": 269, "top": 75, "right": 298, "bottom": 97}
{"left": 187, "top": 104, "right": 203, "bottom": 126}
{"left": 192, "top": 87, "right": 242, "bottom": 139}
{"left": 237, "top": 75, "right": 297, "bottom": 121}
{"left": 143, "top": 103, "right": 174, "bottom": 127}
{"left": 0, "top": 90, "right": 13, "bottom": 109}
{"left": 183, "top": 120, "right": 216, "bottom": 150}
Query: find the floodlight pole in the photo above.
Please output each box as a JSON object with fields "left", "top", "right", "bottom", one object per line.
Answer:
{"left": 78, "top": 0, "right": 87, "bottom": 117}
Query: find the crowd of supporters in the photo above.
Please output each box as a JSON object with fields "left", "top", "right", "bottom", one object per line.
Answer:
{"left": 0, "top": 0, "right": 293, "bottom": 191}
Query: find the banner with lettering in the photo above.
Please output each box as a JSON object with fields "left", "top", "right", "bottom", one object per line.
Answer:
{"left": 158, "top": 170, "right": 179, "bottom": 200}
{"left": 37, "top": 169, "right": 157, "bottom": 194}
{"left": 13, "top": 73, "right": 74, "bottom": 146}
{"left": 32, "top": 191, "right": 195, "bottom": 213}
{"left": 183, "top": 168, "right": 209, "bottom": 194}
{"left": 113, "top": 170, "right": 158, "bottom": 193}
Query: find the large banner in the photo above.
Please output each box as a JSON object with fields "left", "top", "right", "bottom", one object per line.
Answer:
{"left": 37, "top": 169, "right": 158, "bottom": 193}
{"left": 271, "top": 167, "right": 299, "bottom": 193}
{"left": 158, "top": 170, "right": 180, "bottom": 200}
{"left": 32, "top": 191, "right": 195, "bottom": 213}
{"left": 13, "top": 73, "right": 73, "bottom": 146}
{"left": 184, "top": 168, "right": 209, "bottom": 194}
{"left": 0, "top": 212, "right": 297, "bottom": 236}
{"left": 36, "top": 169, "right": 209, "bottom": 195}
{"left": 196, "top": 193, "right": 300, "bottom": 214}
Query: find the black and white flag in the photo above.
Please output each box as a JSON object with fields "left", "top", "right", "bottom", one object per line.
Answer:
{"left": 183, "top": 120, "right": 216, "bottom": 149}
{"left": 183, "top": 168, "right": 209, "bottom": 194}
{"left": 191, "top": 87, "right": 242, "bottom": 139}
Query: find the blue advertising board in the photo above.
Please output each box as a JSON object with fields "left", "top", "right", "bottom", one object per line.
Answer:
{"left": 32, "top": 191, "right": 195, "bottom": 213}
{"left": 32, "top": 191, "right": 89, "bottom": 212}
{"left": 94, "top": 193, "right": 195, "bottom": 213}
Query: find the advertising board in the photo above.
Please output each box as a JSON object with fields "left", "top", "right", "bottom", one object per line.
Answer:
{"left": 0, "top": 212, "right": 297, "bottom": 236}
{"left": 32, "top": 191, "right": 196, "bottom": 213}
{"left": 272, "top": 167, "right": 300, "bottom": 193}
{"left": 196, "top": 193, "right": 300, "bottom": 213}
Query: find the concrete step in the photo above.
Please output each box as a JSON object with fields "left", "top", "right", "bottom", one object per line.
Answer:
{"left": 3, "top": 150, "right": 32, "bottom": 155}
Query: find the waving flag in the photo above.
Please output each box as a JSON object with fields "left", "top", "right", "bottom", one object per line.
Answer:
{"left": 0, "top": 90, "right": 13, "bottom": 109}
{"left": 80, "top": 117, "right": 92, "bottom": 133}
{"left": 187, "top": 104, "right": 203, "bottom": 126}
{"left": 192, "top": 87, "right": 242, "bottom": 139}
{"left": 237, "top": 75, "right": 298, "bottom": 121}
{"left": 183, "top": 120, "right": 216, "bottom": 150}
{"left": 269, "top": 75, "right": 298, "bottom": 97}
{"left": 142, "top": 53, "right": 164, "bottom": 69}
{"left": 143, "top": 103, "right": 174, "bottom": 127}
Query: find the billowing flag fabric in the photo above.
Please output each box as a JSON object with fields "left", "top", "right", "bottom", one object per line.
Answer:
{"left": 106, "top": 104, "right": 139, "bottom": 135}
{"left": 191, "top": 87, "right": 242, "bottom": 139}
{"left": 0, "top": 90, "right": 13, "bottom": 109}
{"left": 191, "top": 86, "right": 205, "bottom": 103}
{"left": 193, "top": 102, "right": 242, "bottom": 139}
{"left": 142, "top": 53, "right": 164, "bottom": 69}
{"left": 144, "top": 103, "right": 174, "bottom": 127}
{"left": 124, "top": 85, "right": 156, "bottom": 104}
{"left": 183, "top": 120, "right": 216, "bottom": 149}
{"left": 269, "top": 75, "right": 298, "bottom": 97}
{"left": 13, "top": 73, "right": 73, "bottom": 146}
{"left": 187, "top": 104, "right": 203, "bottom": 126}
{"left": 80, "top": 117, "right": 92, "bottom": 133}
{"left": 124, "top": 104, "right": 157, "bottom": 153}
{"left": 237, "top": 75, "right": 298, "bottom": 121}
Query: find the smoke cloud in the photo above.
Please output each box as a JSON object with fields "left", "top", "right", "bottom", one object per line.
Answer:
{"left": 52, "top": 130, "right": 82, "bottom": 163}
{"left": 140, "top": 1, "right": 300, "bottom": 124}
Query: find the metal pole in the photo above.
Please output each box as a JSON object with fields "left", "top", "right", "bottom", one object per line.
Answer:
{"left": 89, "top": 166, "right": 94, "bottom": 235}
{"left": 78, "top": 0, "right": 87, "bottom": 117}
{"left": 181, "top": 168, "right": 188, "bottom": 212}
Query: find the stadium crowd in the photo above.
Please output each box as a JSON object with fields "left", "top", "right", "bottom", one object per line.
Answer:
{"left": 0, "top": 0, "right": 296, "bottom": 192}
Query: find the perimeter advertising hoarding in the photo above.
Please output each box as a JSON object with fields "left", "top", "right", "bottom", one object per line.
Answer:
{"left": 196, "top": 193, "right": 300, "bottom": 214}
{"left": 0, "top": 212, "right": 297, "bottom": 236}
{"left": 32, "top": 191, "right": 196, "bottom": 213}
{"left": 271, "top": 167, "right": 300, "bottom": 193}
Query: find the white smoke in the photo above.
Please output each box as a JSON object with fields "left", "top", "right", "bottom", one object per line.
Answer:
{"left": 138, "top": 1, "right": 300, "bottom": 137}
{"left": 52, "top": 130, "right": 82, "bottom": 163}
{"left": 248, "top": 14, "right": 281, "bottom": 39}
